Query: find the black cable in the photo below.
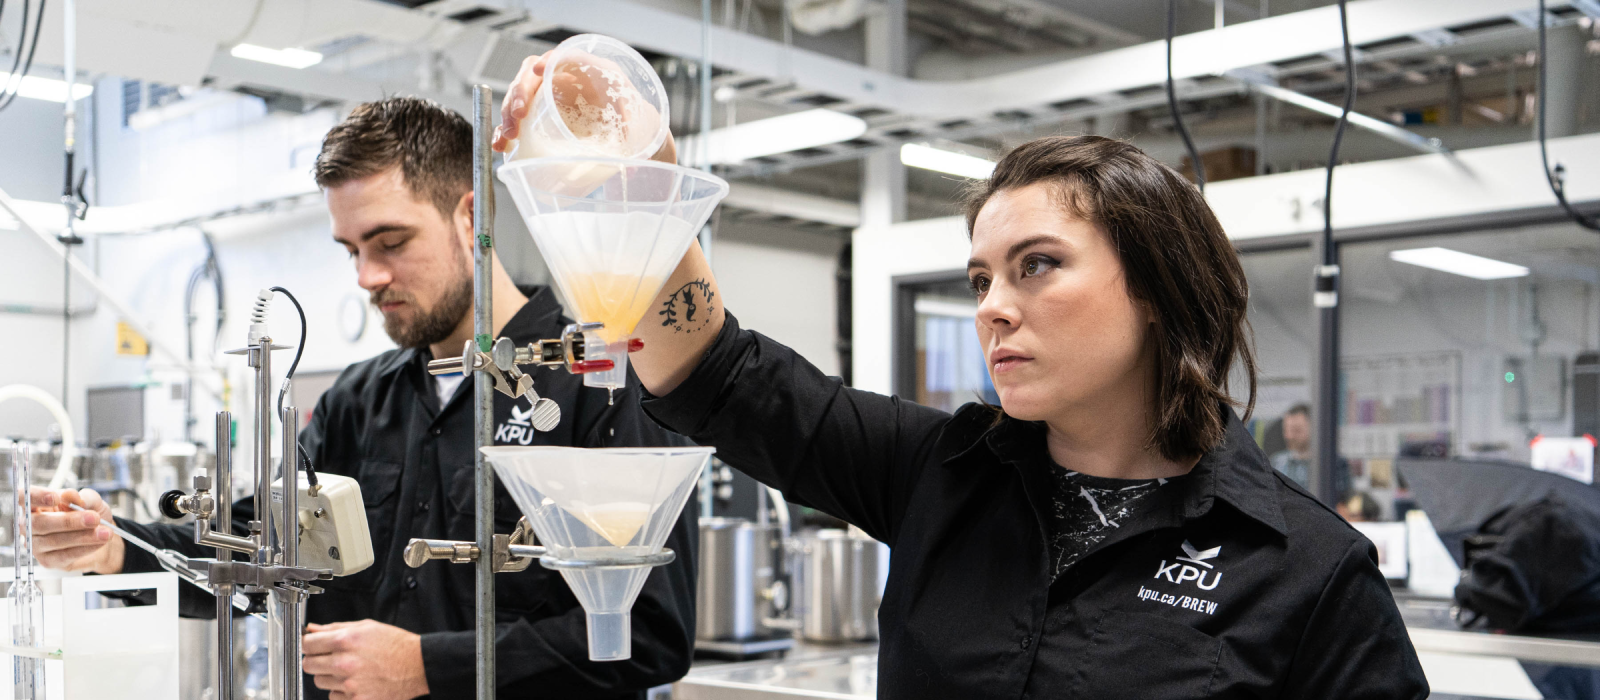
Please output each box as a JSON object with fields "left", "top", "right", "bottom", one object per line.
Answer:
{"left": 0, "top": 0, "right": 45, "bottom": 114}
{"left": 298, "top": 443, "right": 318, "bottom": 489}
{"left": 266, "top": 286, "right": 318, "bottom": 488}
{"left": 1323, "top": 0, "right": 1355, "bottom": 265}
{"left": 0, "top": 0, "right": 30, "bottom": 110}
{"left": 1536, "top": 0, "right": 1600, "bottom": 232}
{"left": 1166, "top": 0, "right": 1205, "bottom": 192}
{"left": 267, "top": 286, "right": 306, "bottom": 412}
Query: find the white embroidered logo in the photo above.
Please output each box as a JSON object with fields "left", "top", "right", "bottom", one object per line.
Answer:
{"left": 494, "top": 404, "right": 538, "bottom": 445}
{"left": 1154, "top": 540, "right": 1223, "bottom": 590}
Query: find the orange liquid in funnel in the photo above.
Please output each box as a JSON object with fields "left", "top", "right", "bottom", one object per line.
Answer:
{"left": 573, "top": 503, "right": 651, "bottom": 547}
{"left": 563, "top": 273, "right": 665, "bottom": 344}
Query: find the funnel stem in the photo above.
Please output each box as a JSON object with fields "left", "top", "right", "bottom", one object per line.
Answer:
{"left": 586, "top": 611, "right": 632, "bottom": 661}
{"left": 471, "top": 84, "right": 497, "bottom": 700}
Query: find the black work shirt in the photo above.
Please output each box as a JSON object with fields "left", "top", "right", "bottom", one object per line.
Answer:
{"left": 643, "top": 313, "right": 1428, "bottom": 699}
{"left": 118, "top": 287, "right": 698, "bottom": 700}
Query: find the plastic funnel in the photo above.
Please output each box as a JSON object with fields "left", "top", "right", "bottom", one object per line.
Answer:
{"left": 510, "top": 34, "right": 670, "bottom": 162}
{"left": 483, "top": 445, "right": 713, "bottom": 661}
{"left": 497, "top": 157, "right": 729, "bottom": 392}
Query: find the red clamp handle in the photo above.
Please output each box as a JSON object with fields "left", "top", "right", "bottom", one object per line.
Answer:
{"left": 571, "top": 360, "right": 616, "bottom": 374}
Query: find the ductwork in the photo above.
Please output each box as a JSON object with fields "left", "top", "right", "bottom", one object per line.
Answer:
{"left": 788, "top": 0, "right": 871, "bottom": 36}
{"left": 481, "top": 0, "right": 1553, "bottom": 120}
{"left": 34, "top": 0, "right": 458, "bottom": 86}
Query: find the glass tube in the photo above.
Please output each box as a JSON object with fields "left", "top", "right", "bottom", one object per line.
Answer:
{"left": 11, "top": 443, "right": 45, "bottom": 699}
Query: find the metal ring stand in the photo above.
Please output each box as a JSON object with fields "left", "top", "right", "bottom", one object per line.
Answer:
{"left": 539, "top": 549, "right": 677, "bottom": 571}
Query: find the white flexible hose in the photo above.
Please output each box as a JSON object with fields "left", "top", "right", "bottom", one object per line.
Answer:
{"left": 0, "top": 384, "right": 78, "bottom": 489}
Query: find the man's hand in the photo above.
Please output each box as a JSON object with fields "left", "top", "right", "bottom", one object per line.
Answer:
{"left": 30, "top": 488, "right": 124, "bottom": 574}
{"left": 302, "top": 620, "right": 429, "bottom": 700}
{"left": 492, "top": 52, "right": 677, "bottom": 164}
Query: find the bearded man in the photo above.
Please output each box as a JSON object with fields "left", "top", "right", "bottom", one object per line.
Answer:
{"left": 29, "top": 96, "right": 696, "bottom": 700}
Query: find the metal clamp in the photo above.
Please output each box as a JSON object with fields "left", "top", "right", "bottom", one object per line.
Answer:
{"left": 427, "top": 338, "right": 561, "bottom": 431}
{"left": 403, "top": 517, "right": 544, "bottom": 573}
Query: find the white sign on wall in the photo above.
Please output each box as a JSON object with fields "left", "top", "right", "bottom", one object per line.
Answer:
{"left": 1529, "top": 435, "right": 1596, "bottom": 485}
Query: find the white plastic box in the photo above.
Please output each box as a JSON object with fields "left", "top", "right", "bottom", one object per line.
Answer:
{"left": 2, "top": 571, "right": 179, "bottom": 700}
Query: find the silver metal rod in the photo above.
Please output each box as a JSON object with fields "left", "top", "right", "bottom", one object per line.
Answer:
{"left": 281, "top": 405, "right": 298, "bottom": 570}
{"left": 276, "top": 588, "right": 304, "bottom": 700}
{"left": 1244, "top": 79, "right": 1449, "bottom": 155}
{"left": 216, "top": 585, "right": 234, "bottom": 700}
{"left": 216, "top": 411, "right": 232, "bottom": 547}
{"left": 215, "top": 411, "right": 234, "bottom": 700}
{"left": 254, "top": 338, "right": 273, "bottom": 564}
{"left": 471, "top": 84, "right": 496, "bottom": 700}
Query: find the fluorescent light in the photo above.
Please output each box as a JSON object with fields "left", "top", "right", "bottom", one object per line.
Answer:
{"left": 231, "top": 43, "right": 323, "bottom": 69}
{"left": 1388, "top": 247, "right": 1529, "bottom": 280}
{"left": 685, "top": 109, "right": 867, "bottom": 165}
{"left": 901, "top": 143, "right": 996, "bottom": 180}
{"left": 0, "top": 73, "right": 93, "bottom": 102}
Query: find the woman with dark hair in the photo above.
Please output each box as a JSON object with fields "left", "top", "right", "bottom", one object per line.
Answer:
{"left": 496, "top": 64, "right": 1426, "bottom": 698}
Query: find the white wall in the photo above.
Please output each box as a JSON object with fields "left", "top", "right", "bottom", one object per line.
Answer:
{"left": 711, "top": 222, "right": 844, "bottom": 377}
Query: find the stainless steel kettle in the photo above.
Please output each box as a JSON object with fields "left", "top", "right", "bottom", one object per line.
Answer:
{"left": 788, "top": 527, "right": 884, "bottom": 643}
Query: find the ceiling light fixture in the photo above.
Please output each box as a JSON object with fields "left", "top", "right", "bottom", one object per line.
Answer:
{"left": 231, "top": 44, "right": 324, "bottom": 69}
{"left": 682, "top": 109, "right": 867, "bottom": 165}
{"left": 900, "top": 143, "right": 996, "bottom": 180}
{"left": 1388, "top": 247, "right": 1530, "bottom": 280}
{"left": 0, "top": 73, "right": 93, "bottom": 102}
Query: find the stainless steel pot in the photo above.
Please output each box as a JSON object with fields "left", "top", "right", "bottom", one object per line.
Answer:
{"left": 789, "top": 528, "right": 883, "bottom": 643}
{"left": 696, "top": 517, "right": 786, "bottom": 641}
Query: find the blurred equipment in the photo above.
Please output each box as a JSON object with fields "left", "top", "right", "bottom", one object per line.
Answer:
{"left": 1573, "top": 352, "right": 1600, "bottom": 439}
{"left": 1397, "top": 458, "right": 1600, "bottom": 568}
{"left": 86, "top": 385, "right": 144, "bottom": 446}
{"left": 1503, "top": 355, "right": 1566, "bottom": 424}
{"left": 9, "top": 443, "right": 46, "bottom": 698}
{"left": 790, "top": 528, "right": 884, "bottom": 643}
{"left": 1454, "top": 497, "right": 1600, "bottom": 634}
{"left": 0, "top": 384, "right": 79, "bottom": 489}
{"left": 695, "top": 485, "right": 795, "bottom": 657}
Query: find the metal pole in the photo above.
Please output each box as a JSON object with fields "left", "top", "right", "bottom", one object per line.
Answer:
{"left": 253, "top": 337, "right": 274, "bottom": 564}
{"left": 1310, "top": 237, "right": 1340, "bottom": 505}
{"left": 698, "top": 0, "right": 715, "bottom": 258}
{"left": 215, "top": 411, "right": 235, "bottom": 700}
{"left": 60, "top": 0, "right": 79, "bottom": 413}
{"left": 471, "top": 85, "right": 497, "bottom": 700}
{"left": 280, "top": 404, "right": 302, "bottom": 700}
{"left": 280, "top": 405, "right": 298, "bottom": 570}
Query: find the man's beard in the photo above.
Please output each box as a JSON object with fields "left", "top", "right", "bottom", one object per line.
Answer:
{"left": 375, "top": 263, "right": 473, "bottom": 350}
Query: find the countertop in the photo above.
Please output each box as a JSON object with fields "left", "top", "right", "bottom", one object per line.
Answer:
{"left": 674, "top": 599, "right": 1600, "bottom": 699}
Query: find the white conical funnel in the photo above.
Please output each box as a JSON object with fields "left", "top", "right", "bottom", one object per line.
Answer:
{"left": 498, "top": 157, "right": 729, "bottom": 392}
{"left": 483, "top": 445, "right": 712, "bottom": 661}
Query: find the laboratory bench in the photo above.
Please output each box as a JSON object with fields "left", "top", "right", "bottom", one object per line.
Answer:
{"left": 671, "top": 598, "right": 1600, "bottom": 700}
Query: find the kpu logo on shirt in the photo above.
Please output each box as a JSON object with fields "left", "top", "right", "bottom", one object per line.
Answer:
{"left": 495, "top": 403, "right": 539, "bottom": 446}
{"left": 1153, "top": 540, "right": 1223, "bottom": 591}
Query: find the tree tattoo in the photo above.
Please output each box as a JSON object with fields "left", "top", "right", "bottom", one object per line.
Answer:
{"left": 659, "top": 279, "right": 716, "bottom": 333}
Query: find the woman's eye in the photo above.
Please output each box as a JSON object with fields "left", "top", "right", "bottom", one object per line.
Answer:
{"left": 968, "top": 276, "right": 990, "bottom": 295}
{"left": 1021, "top": 255, "right": 1057, "bottom": 278}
